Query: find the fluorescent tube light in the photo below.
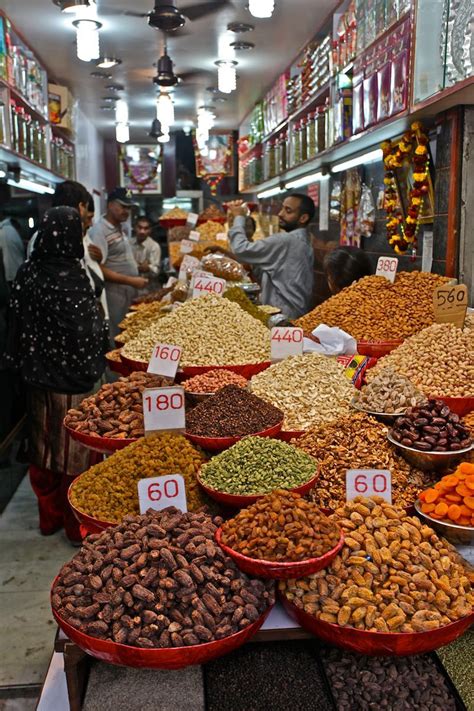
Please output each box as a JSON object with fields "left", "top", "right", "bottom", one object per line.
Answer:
{"left": 331, "top": 148, "right": 383, "bottom": 173}
{"left": 285, "top": 171, "right": 324, "bottom": 190}
{"left": 7, "top": 178, "right": 55, "bottom": 195}
{"left": 257, "top": 186, "right": 283, "bottom": 199}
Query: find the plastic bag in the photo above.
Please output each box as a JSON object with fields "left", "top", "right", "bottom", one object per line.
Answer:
{"left": 357, "top": 183, "right": 376, "bottom": 238}
{"left": 201, "top": 253, "right": 245, "bottom": 281}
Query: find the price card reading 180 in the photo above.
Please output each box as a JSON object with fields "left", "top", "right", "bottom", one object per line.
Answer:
{"left": 138, "top": 474, "right": 187, "bottom": 515}
{"left": 346, "top": 469, "right": 392, "bottom": 504}
{"left": 376, "top": 257, "right": 398, "bottom": 283}
{"left": 192, "top": 274, "right": 226, "bottom": 298}
{"left": 142, "top": 386, "right": 185, "bottom": 434}
{"left": 271, "top": 327, "right": 304, "bottom": 361}
{"left": 147, "top": 343, "right": 182, "bottom": 379}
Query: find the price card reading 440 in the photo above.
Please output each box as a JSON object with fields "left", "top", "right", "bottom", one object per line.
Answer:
{"left": 147, "top": 343, "right": 182, "bottom": 379}
{"left": 376, "top": 257, "right": 398, "bottom": 283}
{"left": 346, "top": 469, "right": 392, "bottom": 504}
{"left": 433, "top": 284, "right": 468, "bottom": 329}
{"left": 142, "top": 386, "right": 185, "bottom": 434}
{"left": 192, "top": 274, "right": 226, "bottom": 298}
{"left": 271, "top": 327, "right": 304, "bottom": 361}
{"left": 138, "top": 474, "right": 187, "bottom": 515}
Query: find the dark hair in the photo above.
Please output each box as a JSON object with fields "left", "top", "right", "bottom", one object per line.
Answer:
{"left": 135, "top": 216, "right": 152, "bottom": 227}
{"left": 87, "top": 193, "right": 95, "bottom": 213}
{"left": 52, "top": 180, "right": 90, "bottom": 211}
{"left": 324, "top": 247, "right": 373, "bottom": 293}
{"left": 287, "top": 192, "right": 316, "bottom": 224}
{"left": 245, "top": 216, "right": 256, "bottom": 235}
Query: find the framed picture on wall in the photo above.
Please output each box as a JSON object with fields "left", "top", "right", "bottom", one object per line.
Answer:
{"left": 119, "top": 145, "right": 162, "bottom": 194}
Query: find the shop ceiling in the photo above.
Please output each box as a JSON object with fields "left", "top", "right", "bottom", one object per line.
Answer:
{"left": 0, "top": 0, "right": 338, "bottom": 141}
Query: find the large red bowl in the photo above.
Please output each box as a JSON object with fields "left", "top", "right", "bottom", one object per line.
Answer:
{"left": 119, "top": 354, "right": 148, "bottom": 373}
{"left": 105, "top": 351, "right": 130, "bottom": 376}
{"left": 159, "top": 218, "right": 188, "bottom": 230}
{"left": 64, "top": 422, "right": 139, "bottom": 454}
{"left": 280, "top": 596, "right": 474, "bottom": 656}
{"left": 185, "top": 420, "right": 283, "bottom": 453}
{"left": 216, "top": 528, "right": 344, "bottom": 580}
{"left": 178, "top": 362, "right": 272, "bottom": 381}
{"left": 433, "top": 395, "right": 474, "bottom": 417}
{"left": 68, "top": 475, "right": 117, "bottom": 536}
{"left": 197, "top": 469, "right": 319, "bottom": 508}
{"left": 51, "top": 592, "right": 274, "bottom": 669}
{"left": 357, "top": 340, "right": 403, "bottom": 358}
{"left": 277, "top": 430, "right": 305, "bottom": 443}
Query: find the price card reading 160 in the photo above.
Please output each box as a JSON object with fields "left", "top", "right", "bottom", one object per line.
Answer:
{"left": 142, "top": 387, "right": 185, "bottom": 434}
{"left": 138, "top": 474, "right": 187, "bottom": 515}
{"left": 271, "top": 327, "right": 304, "bottom": 361}
{"left": 346, "top": 469, "right": 392, "bottom": 504}
{"left": 376, "top": 257, "right": 398, "bottom": 283}
{"left": 147, "top": 343, "right": 182, "bottom": 379}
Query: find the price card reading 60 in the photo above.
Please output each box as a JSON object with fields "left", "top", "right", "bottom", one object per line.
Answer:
{"left": 271, "top": 327, "right": 304, "bottom": 361}
{"left": 346, "top": 469, "right": 392, "bottom": 504}
{"left": 142, "top": 386, "right": 185, "bottom": 434}
{"left": 192, "top": 274, "right": 226, "bottom": 298}
{"left": 147, "top": 343, "right": 182, "bottom": 379}
{"left": 376, "top": 257, "right": 398, "bottom": 283}
{"left": 138, "top": 474, "right": 187, "bottom": 515}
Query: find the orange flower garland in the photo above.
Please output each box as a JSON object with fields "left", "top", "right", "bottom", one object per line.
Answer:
{"left": 381, "top": 122, "right": 430, "bottom": 255}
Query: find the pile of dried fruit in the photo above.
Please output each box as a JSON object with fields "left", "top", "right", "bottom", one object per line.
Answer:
{"left": 185, "top": 385, "right": 283, "bottom": 438}
{"left": 224, "top": 286, "right": 269, "bottom": 326}
{"left": 294, "top": 413, "right": 436, "bottom": 510}
{"left": 65, "top": 372, "right": 169, "bottom": 440}
{"left": 368, "top": 323, "right": 474, "bottom": 397}
{"left": 69, "top": 434, "right": 210, "bottom": 521}
{"left": 117, "top": 302, "right": 167, "bottom": 344}
{"left": 279, "top": 496, "right": 474, "bottom": 632}
{"left": 122, "top": 295, "right": 271, "bottom": 366}
{"left": 250, "top": 354, "right": 353, "bottom": 431}
{"left": 419, "top": 462, "right": 474, "bottom": 526}
{"left": 199, "top": 436, "right": 316, "bottom": 496}
{"left": 353, "top": 367, "right": 425, "bottom": 414}
{"left": 52, "top": 508, "right": 275, "bottom": 646}
{"left": 182, "top": 369, "right": 248, "bottom": 394}
{"left": 162, "top": 207, "right": 188, "bottom": 219}
{"left": 199, "top": 205, "right": 225, "bottom": 222}
{"left": 295, "top": 272, "right": 449, "bottom": 340}
{"left": 221, "top": 491, "right": 340, "bottom": 562}
{"left": 391, "top": 400, "right": 472, "bottom": 452}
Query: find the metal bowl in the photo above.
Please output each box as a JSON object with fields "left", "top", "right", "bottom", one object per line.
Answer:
{"left": 351, "top": 397, "right": 405, "bottom": 424}
{"left": 414, "top": 500, "right": 474, "bottom": 545}
{"left": 387, "top": 432, "right": 473, "bottom": 472}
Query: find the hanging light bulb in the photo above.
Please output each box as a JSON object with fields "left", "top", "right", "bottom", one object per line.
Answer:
{"left": 158, "top": 131, "right": 170, "bottom": 144}
{"left": 115, "top": 99, "right": 129, "bottom": 124}
{"left": 248, "top": 0, "right": 275, "bottom": 18}
{"left": 215, "top": 60, "right": 237, "bottom": 94}
{"left": 115, "top": 123, "right": 130, "bottom": 143}
{"left": 156, "top": 92, "right": 174, "bottom": 128}
{"left": 197, "top": 106, "right": 216, "bottom": 130}
{"left": 73, "top": 18, "right": 101, "bottom": 62}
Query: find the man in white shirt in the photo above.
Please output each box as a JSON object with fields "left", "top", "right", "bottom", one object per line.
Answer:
{"left": 0, "top": 217, "right": 25, "bottom": 283}
{"left": 82, "top": 195, "right": 109, "bottom": 321}
{"left": 129, "top": 216, "right": 161, "bottom": 288}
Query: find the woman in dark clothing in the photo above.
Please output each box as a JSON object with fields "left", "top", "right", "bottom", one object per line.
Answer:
{"left": 5, "top": 207, "right": 107, "bottom": 541}
{"left": 324, "top": 247, "right": 373, "bottom": 295}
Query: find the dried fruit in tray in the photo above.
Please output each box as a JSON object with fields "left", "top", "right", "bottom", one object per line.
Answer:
{"left": 419, "top": 462, "right": 474, "bottom": 526}
{"left": 391, "top": 399, "right": 472, "bottom": 452}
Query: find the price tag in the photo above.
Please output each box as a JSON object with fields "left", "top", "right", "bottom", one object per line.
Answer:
{"left": 216, "top": 232, "right": 227, "bottom": 242}
{"left": 271, "top": 327, "right": 304, "bottom": 360}
{"left": 180, "top": 239, "right": 195, "bottom": 254}
{"left": 346, "top": 469, "right": 392, "bottom": 504}
{"left": 193, "top": 269, "right": 213, "bottom": 279}
{"left": 138, "top": 474, "right": 187, "bottom": 515}
{"left": 189, "top": 230, "right": 200, "bottom": 242}
{"left": 376, "top": 257, "right": 398, "bottom": 283}
{"left": 186, "top": 212, "right": 199, "bottom": 227}
{"left": 147, "top": 343, "right": 182, "bottom": 379}
{"left": 178, "top": 255, "right": 200, "bottom": 282}
{"left": 192, "top": 274, "right": 226, "bottom": 298}
{"left": 164, "top": 276, "right": 177, "bottom": 289}
{"left": 142, "top": 386, "right": 185, "bottom": 433}
{"left": 433, "top": 284, "right": 468, "bottom": 328}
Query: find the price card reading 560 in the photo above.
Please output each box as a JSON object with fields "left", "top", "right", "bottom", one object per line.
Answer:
{"left": 346, "top": 469, "right": 392, "bottom": 504}
{"left": 142, "top": 387, "right": 185, "bottom": 434}
{"left": 147, "top": 343, "right": 182, "bottom": 379}
{"left": 138, "top": 474, "right": 187, "bottom": 515}
{"left": 376, "top": 257, "right": 398, "bottom": 283}
{"left": 433, "top": 284, "right": 468, "bottom": 329}
{"left": 271, "top": 327, "right": 304, "bottom": 361}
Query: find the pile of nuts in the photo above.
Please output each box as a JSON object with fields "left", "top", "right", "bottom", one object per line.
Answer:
{"left": 199, "top": 205, "right": 225, "bottom": 221}
{"left": 353, "top": 367, "right": 425, "bottom": 414}
{"left": 106, "top": 349, "right": 123, "bottom": 363}
{"left": 197, "top": 221, "right": 227, "bottom": 241}
{"left": 201, "top": 253, "right": 245, "bottom": 281}
{"left": 323, "top": 648, "right": 458, "bottom": 710}
{"left": 368, "top": 323, "right": 474, "bottom": 397}
{"left": 295, "top": 272, "right": 449, "bottom": 340}
{"left": 391, "top": 400, "right": 472, "bottom": 452}
{"left": 224, "top": 286, "right": 269, "bottom": 326}
{"left": 279, "top": 496, "right": 474, "bottom": 632}
{"left": 69, "top": 434, "right": 211, "bottom": 521}
{"left": 122, "top": 295, "right": 271, "bottom": 367}
{"left": 200, "top": 436, "right": 316, "bottom": 496}
{"left": 182, "top": 370, "right": 248, "bottom": 394}
{"left": 185, "top": 385, "right": 283, "bottom": 438}
{"left": 220, "top": 491, "right": 340, "bottom": 562}
{"left": 294, "top": 413, "right": 436, "bottom": 510}
{"left": 52, "top": 508, "right": 275, "bottom": 646}
{"left": 64, "top": 372, "right": 169, "bottom": 440}
{"left": 117, "top": 302, "right": 166, "bottom": 344}
{"left": 250, "top": 354, "right": 354, "bottom": 431}
{"left": 162, "top": 207, "right": 188, "bottom": 219}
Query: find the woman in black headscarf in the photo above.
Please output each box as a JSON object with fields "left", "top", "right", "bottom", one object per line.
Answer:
{"left": 5, "top": 206, "right": 107, "bottom": 542}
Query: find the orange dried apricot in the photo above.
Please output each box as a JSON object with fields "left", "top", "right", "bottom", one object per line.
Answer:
{"left": 456, "top": 484, "right": 471, "bottom": 498}
{"left": 442, "top": 475, "right": 459, "bottom": 488}
{"left": 445, "top": 493, "right": 462, "bottom": 503}
{"left": 434, "top": 502, "right": 448, "bottom": 517}
{"left": 425, "top": 489, "right": 439, "bottom": 504}
{"left": 465, "top": 496, "right": 474, "bottom": 510}
{"left": 421, "top": 503, "right": 436, "bottom": 513}
{"left": 458, "top": 462, "right": 474, "bottom": 475}
{"left": 447, "top": 504, "right": 461, "bottom": 521}
{"left": 465, "top": 476, "right": 474, "bottom": 491}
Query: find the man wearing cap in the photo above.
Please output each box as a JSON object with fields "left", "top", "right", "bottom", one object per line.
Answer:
{"left": 89, "top": 188, "right": 148, "bottom": 342}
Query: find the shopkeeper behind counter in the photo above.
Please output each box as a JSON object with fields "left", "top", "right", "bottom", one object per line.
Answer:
{"left": 227, "top": 193, "right": 315, "bottom": 319}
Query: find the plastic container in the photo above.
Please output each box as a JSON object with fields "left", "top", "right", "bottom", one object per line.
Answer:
{"left": 197, "top": 469, "right": 319, "bottom": 508}
{"left": 357, "top": 340, "right": 403, "bottom": 358}
{"left": 64, "top": 422, "right": 138, "bottom": 454}
{"left": 185, "top": 420, "right": 283, "bottom": 453}
{"left": 216, "top": 528, "right": 344, "bottom": 580}
{"left": 387, "top": 432, "right": 473, "bottom": 472}
{"left": 414, "top": 500, "right": 474, "bottom": 546}
{"left": 280, "top": 596, "right": 474, "bottom": 657}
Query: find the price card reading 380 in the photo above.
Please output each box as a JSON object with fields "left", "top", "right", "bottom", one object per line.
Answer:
{"left": 138, "top": 474, "right": 187, "bottom": 515}
{"left": 142, "top": 386, "right": 185, "bottom": 434}
{"left": 271, "top": 327, "right": 304, "bottom": 361}
{"left": 346, "top": 469, "right": 392, "bottom": 504}
{"left": 376, "top": 256, "right": 398, "bottom": 283}
{"left": 147, "top": 343, "right": 182, "bottom": 379}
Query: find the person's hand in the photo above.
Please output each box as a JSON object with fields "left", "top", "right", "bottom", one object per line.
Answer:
{"left": 227, "top": 200, "right": 248, "bottom": 218}
{"left": 138, "top": 261, "right": 150, "bottom": 273}
{"left": 88, "top": 244, "right": 103, "bottom": 262}
{"left": 129, "top": 276, "right": 148, "bottom": 289}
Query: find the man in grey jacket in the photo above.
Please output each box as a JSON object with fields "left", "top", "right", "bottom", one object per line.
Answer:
{"left": 228, "top": 193, "right": 315, "bottom": 319}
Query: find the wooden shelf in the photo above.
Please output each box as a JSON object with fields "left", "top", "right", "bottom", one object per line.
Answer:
{"left": 0, "top": 143, "right": 64, "bottom": 183}
{"left": 0, "top": 79, "right": 49, "bottom": 123}
{"left": 287, "top": 80, "right": 331, "bottom": 124}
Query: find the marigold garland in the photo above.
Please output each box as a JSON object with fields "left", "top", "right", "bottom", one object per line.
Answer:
{"left": 381, "top": 122, "right": 430, "bottom": 255}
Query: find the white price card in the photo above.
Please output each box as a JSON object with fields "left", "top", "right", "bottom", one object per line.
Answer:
{"left": 138, "top": 474, "right": 187, "bottom": 515}
{"left": 192, "top": 274, "right": 226, "bottom": 298}
{"left": 186, "top": 212, "right": 199, "bottom": 227}
{"left": 271, "top": 327, "right": 304, "bottom": 361}
{"left": 142, "top": 386, "right": 185, "bottom": 433}
{"left": 193, "top": 270, "right": 213, "bottom": 279}
{"left": 147, "top": 343, "right": 182, "bottom": 379}
{"left": 180, "top": 239, "right": 195, "bottom": 254}
{"left": 376, "top": 257, "right": 398, "bottom": 283}
{"left": 433, "top": 284, "right": 468, "bottom": 329}
{"left": 178, "top": 255, "right": 200, "bottom": 282}
{"left": 216, "top": 232, "right": 227, "bottom": 242}
{"left": 346, "top": 469, "right": 392, "bottom": 504}
{"left": 189, "top": 230, "right": 200, "bottom": 242}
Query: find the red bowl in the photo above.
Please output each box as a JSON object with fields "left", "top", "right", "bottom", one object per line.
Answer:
{"left": 105, "top": 352, "right": 130, "bottom": 376}
{"left": 159, "top": 218, "right": 188, "bottom": 230}
{"left": 277, "top": 430, "right": 305, "bottom": 443}
{"left": 68, "top": 476, "right": 117, "bottom": 536}
{"left": 51, "top": 590, "right": 274, "bottom": 669}
{"left": 178, "top": 362, "right": 271, "bottom": 381}
{"left": 357, "top": 340, "right": 403, "bottom": 358}
{"left": 119, "top": 353, "right": 149, "bottom": 373}
{"left": 64, "top": 422, "right": 138, "bottom": 454}
{"left": 280, "top": 596, "right": 474, "bottom": 656}
{"left": 216, "top": 528, "right": 344, "bottom": 579}
{"left": 433, "top": 396, "right": 474, "bottom": 417}
{"left": 197, "top": 469, "right": 319, "bottom": 508}
{"left": 185, "top": 420, "right": 283, "bottom": 453}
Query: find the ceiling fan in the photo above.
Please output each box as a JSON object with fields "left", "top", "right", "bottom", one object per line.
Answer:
{"left": 99, "top": 1, "right": 234, "bottom": 31}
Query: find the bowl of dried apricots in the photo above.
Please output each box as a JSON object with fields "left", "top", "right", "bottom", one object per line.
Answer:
{"left": 415, "top": 462, "right": 474, "bottom": 544}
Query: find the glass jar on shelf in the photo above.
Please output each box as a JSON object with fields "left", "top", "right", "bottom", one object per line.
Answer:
{"left": 279, "top": 131, "right": 287, "bottom": 173}
{"left": 23, "top": 112, "right": 32, "bottom": 159}
{"left": 0, "top": 99, "right": 6, "bottom": 146}
{"left": 292, "top": 120, "right": 301, "bottom": 166}
{"left": 273, "top": 135, "right": 281, "bottom": 176}
{"left": 31, "top": 120, "right": 40, "bottom": 163}
{"left": 307, "top": 110, "right": 317, "bottom": 158}
{"left": 316, "top": 106, "right": 327, "bottom": 152}
{"left": 39, "top": 125, "right": 47, "bottom": 166}
{"left": 16, "top": 106, "right": 26, "bottom": 155}
{"left": 268, "top": 138, "right": 276, "bottom": 179}
{"left": 300, "top": 114, "right": 308, "bottom": 163}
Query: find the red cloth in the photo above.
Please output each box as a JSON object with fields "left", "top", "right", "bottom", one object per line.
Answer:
{"left": 29, "top": 465, "right": 81, "bottom": 541}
